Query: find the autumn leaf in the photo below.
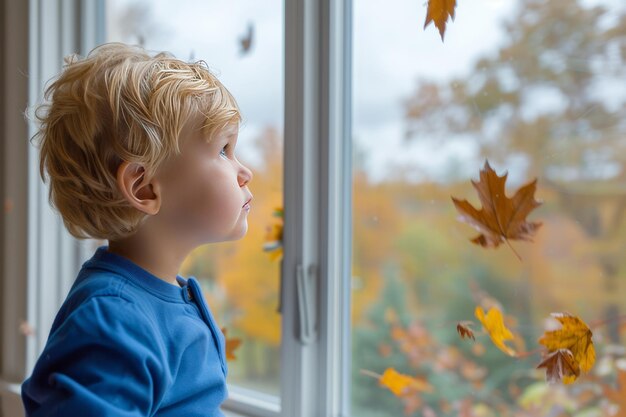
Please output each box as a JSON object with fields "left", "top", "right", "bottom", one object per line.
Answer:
{"left": 457, "top": 321, "right": 476, "bottom": 341}
{"left": 536, "top": 348, "right": 580, "bottom": 384}
{"left": 475, "top": 306, "right": 517, "bottom": 357}
{"left": 604, "top": 369, "right": 626, "bottom": 417}
{"left": 452, "top": 161, "right": 542, "bottom": 260}
{"left": 424, "top": 0, "right": 457, "bottom": 41}
{"left": 538, "top": 313, "right": 595, "bottom": 377}
{"left": 262, "top": 207, "right": 284, "bottom": 261}
{"left": 222, "top": 327, "right": 243, "bottom": 361}
{"left": 378, "top": 368, "right": 434, "bottom": 396}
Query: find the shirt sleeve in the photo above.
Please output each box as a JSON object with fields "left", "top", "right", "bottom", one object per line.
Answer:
{"left": 22, "top": 295, "right": 167, "bottom": 417}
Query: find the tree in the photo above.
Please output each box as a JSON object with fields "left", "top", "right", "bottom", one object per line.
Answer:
{"left": 404, "top": 0, "right": 626, "bottom": 183}
{"left": 403, "top": 0, "right": 626, "bottom": 342}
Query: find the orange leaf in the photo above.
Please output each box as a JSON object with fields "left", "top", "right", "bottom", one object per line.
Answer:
{"left": 475, "top": 306, "right": 517, "bottom": 357}
{"left": 456, "top": 321, "right": 476, "bottom": 341}
{"left": 538, "top": 313, "right": 595, "bottom": 376}
{"left": 452, "top": 161, "right": 542, "bottom": 259}
{"left": 379, "top": 368, "right": 434, "bottom": 397}
{"left": 424, "top": 0, "right": 457, "bottom": 41}
{"left": 222, "top": 327, "right": 243, "bottom": 361}
{"left": 536, "top": 348, "right": 580, "bottom": 384}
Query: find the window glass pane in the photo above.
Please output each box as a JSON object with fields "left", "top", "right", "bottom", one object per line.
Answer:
{"left": 352, "top": 0, "right": 626, "bottom": 416}
{"left": 105, "top": 0, "right": 283, "bottom": 397}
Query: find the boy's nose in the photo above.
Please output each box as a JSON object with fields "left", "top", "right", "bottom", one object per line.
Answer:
{"left": 238, "top": 162, "right": 253, "bottom": 187}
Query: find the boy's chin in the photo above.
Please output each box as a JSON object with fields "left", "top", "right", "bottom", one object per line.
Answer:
{"left": 204, "top": 223, "right": 249, "bottom": 244}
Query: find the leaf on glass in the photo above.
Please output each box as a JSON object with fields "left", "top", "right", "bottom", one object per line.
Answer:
{"left": 221, "top": 327, "right": 243, "bottom": 361}
{"left": 378, "top": 368, "right": 434, "bottom": 396}
{"left": 475, "top": 306, "right": 517, "bottom": 357}
{"left": 536, "top": 348, "right": 580, "bottom": 384}
{"left": 452, "top": 161, "right": 542, "bottom": 260}
{"left": 456, "top": 321, "right": 476, "bottom": 341}
{"left": 424, "top": 0, "right": 457, "bottom": 41}
{"left": 538, "top": 313, "right": 595, "bottom": 374}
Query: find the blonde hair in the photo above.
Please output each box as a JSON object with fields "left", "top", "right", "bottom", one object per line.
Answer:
{"left": 32, "top": 42, "right": 240, "bottom": 241}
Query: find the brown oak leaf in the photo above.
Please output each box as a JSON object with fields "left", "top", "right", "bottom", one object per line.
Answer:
{"left": 452, "top": 161, "right": 542, "bottom": 260}
{"left": 456, "top": 321, "right": 476, "bottom": 341}
{"left": 536, "top": 348, "right": 580, "bottom": 384}
{"left": 424, "top": 0, "right": 457, "bottom": 41}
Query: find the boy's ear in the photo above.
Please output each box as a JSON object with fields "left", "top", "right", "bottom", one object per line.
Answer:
{"left": 116, "top": 161, "right": 161, "bottom": 215}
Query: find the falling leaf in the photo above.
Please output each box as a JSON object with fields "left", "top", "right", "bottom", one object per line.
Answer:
{"left": 457, "top": 321, "right": 476, "bottom": 341}
{"left": 475, "top": 306, "right": 517, "bottom": 357}
{"left": 538, "top": 313, "right": 595, "bottom": 376}
{"left": 263, "top": 207, "right": 283, "bottom": 261}
{"left": 536, "top": 348, "right": 580, "bottom": 384}
{"left": 239, "top": 22, "right": 254, "bottom": 56}
{"left": 222, "top": 327, "right": 243, "bottom": 361}
{"left": 604, "top": 369, "right": 626, "bottom": 417}
{"left": 452, "top": 161, "right": 542, "bottom": 260}
{"left": 378, "top": 368, "right": 434, "bottom": 396}
{"left": 424, "top": 0, "right": 457, "bottom": 41}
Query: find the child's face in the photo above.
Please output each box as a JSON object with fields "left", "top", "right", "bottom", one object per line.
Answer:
{"left": 153, "top": 117, "right": 253, "bottom": 246}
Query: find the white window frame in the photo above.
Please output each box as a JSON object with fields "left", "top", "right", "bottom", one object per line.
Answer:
{"left": 1, "top": 1, "right": 353, "bottom": 417}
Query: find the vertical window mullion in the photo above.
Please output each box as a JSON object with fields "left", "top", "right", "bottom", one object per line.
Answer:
{"left": 283, "top": 1, "right": 351, "bottom": 416}
{"left": 282, "top": 0, "right": 321, "bottom": 416}
{"left": 318, "top": 0, "right": 352, "bottom": 417}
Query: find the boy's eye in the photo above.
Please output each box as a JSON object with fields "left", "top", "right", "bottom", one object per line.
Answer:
{"left": 220, "top": 145, "right": 228, "bottom": 157}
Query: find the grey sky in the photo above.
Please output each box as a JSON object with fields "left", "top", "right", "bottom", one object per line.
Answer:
{"left": 106, "top": 0, "right": 625, "bottom": 182}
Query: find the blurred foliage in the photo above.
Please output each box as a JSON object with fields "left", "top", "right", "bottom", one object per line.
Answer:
{"left": 353, "top": 0, "right": 626, "bottom": 414}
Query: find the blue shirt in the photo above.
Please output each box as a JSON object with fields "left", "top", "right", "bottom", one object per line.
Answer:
{"left": 22, "top": 246, "right": 228, "bottom": 417}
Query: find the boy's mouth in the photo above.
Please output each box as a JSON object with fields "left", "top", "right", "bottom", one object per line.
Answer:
{"left": 243, "top": 196, "right": 253, "bottom": 210}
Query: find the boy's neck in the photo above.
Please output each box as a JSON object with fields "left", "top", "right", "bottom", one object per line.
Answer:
{"left": 108, "top": 235, "right": 190, "bottom": 286}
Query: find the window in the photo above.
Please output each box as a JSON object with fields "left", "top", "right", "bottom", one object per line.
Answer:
{"left": 3, "top": 1, "right": 351, "bottom": 417}
{"left": 8, "top": 1, "right": 623, "bottom": 417}
{"left": 351, "top": 0, "right": 626, "bottom": 416}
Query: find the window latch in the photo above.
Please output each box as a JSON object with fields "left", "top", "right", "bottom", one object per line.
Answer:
{"left": 296, "top": 263, "right": 318, "bottom": 344}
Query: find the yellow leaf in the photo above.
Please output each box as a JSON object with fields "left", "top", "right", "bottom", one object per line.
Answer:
{"left": 538, "top": 313, "right": 595, "bottom": 373}
{"left": 474, "top": 306, "right": 517, "bottom": 357}
{"left": 263, "top": 214, "right": 284, "bottom": 262}
{"left": 424, "top": 0, "right": 457, "bottom": 41}
{"left": 379, "top": 368, "right": 434, "bottom": 397}
{"left": 222, "top": 327, "right": 243, "bottom": 361}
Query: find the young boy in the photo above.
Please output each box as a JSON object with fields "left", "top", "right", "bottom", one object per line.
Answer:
{"left": 21, "top": 43, "right": 253, "bottom": 416}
